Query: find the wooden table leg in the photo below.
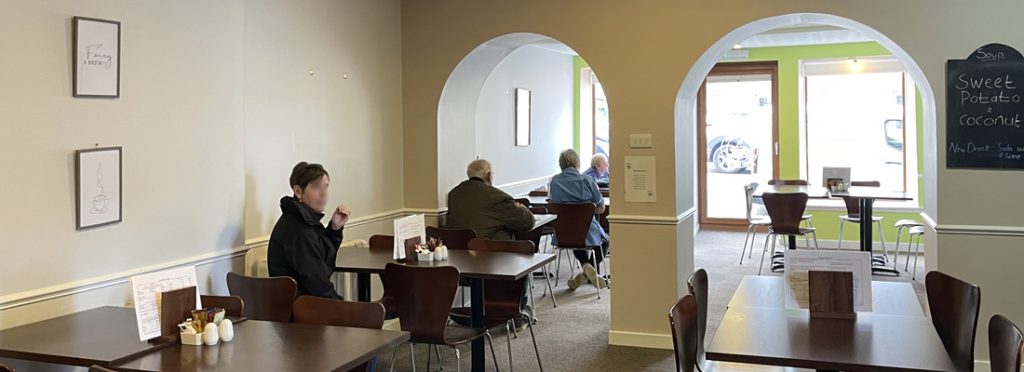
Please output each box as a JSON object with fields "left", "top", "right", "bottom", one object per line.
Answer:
{"left": 357, "top": 273, "right": 370, "bottom": 302}
{"left": 470, "top": 278, "right": 485, "bottom": 372}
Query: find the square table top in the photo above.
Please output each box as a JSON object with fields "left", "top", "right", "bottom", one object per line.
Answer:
{"left": 113, "top": 320, "right": 409, "bottom": 372}
{"left": 0, "top": 306, "right": 175, "bottom": 367}
{"left": 753, "top": 185, "right": 913, "bottom": 201}
{"left": 831, "top": 186, "right": 914, "bottom": 201}
{"left": 335, "top": 248, "right": 555, "bottom": 281}
{"left": 522, "top": 195, "right": 611, "bottom": 207}
{"left": 727, "top": 276, "right": 924, "bottom": 317}
{"left": 753, "top": 184, "right": 830, "bottom": 199}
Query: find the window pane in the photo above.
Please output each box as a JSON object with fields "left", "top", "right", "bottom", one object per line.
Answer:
{"left": 805, "top": 72, "right": 905, "bottom": 191}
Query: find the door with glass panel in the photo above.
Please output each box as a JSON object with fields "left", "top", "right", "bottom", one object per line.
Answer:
{"left": 698, "top": 62, "right": 779, "bottom": 227}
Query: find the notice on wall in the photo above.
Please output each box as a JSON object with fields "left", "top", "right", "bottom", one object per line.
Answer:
{"left": 130, "top": 266, "right": 200, "bottom": 341}
{"left": 624, "top": 156, "right": 656, "bottom": 202}
{"left": 393, "top": 214, "right": 425, "bottom": 260}
{"left": 947, "top": 43, "right": 1024, "bottom": 169}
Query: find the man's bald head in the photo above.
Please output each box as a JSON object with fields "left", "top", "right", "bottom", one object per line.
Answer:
{"left": 467, "top": 159, "right": 493, "bottom": 185}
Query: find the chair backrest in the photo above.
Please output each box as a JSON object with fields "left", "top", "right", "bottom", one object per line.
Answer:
{"left": 761, "top": 193, "right": 809, "bottom": 235}
{"left": 200, "top": 295, "right": 244, "bottom": 317}
{"left": 851, "top": 180, "right": 881, "bottom": 187}
{"left": 514, "top": 198, "right": 531, "bottom": 206}
{"left": 668, "top": 294, "right": 699, "bottom": 372}
{"left": 292, "top": 295, "right": 386, "bottom": 329}
{"left": 767, "top": 179, "right": 808, "bottom": 186}
{"left": 0, "top": 364, "right": 13, "bottom": 372}
{"left": 743, "top": 182, "right": 759, "bottom": 221}
{"left": 466, "top": 239, "right": 534, "bottom": 317}
{"left": 842, "top": 196, "right": 861, "bottom": 217}
{"left": 383, "top": 263, "right": 461, "bottom": 343}
{"left": 226, "top": 272, "right": 298, "bottom": 322}
{"left": 426, "top": 226, "right": 477, "bottom": 250}
{"left": 926, "top": 271, "right": 981, "bottom": 372}
{"left": 368, "top": 234, "right": 394, "bottom": 252}
{"left": 550, "top": 203, "right": 597, "bottom": 248}
{"left": 990, "top": 315, "right": 1024, "bottom": 372}
{"left": 528, "top": 206, "right": 548, "bottom": 215}
{"left": 467, "top": 238, "right": 535, "bottom": 255}
{"left": 686, "top": 269, "right": 709, "bottom": 368}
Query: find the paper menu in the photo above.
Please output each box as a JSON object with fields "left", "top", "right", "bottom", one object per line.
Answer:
{"left": 393, "top": 214, "right": 426, "bottom": 260}
{"left": 624, "top": 156, "right": 656, "bottom": 203}
{"left": 130, "top": 266, "right": 201, "bottom": 341}
{"left": 784, "top": 250, "right": 873, "bottom": 312}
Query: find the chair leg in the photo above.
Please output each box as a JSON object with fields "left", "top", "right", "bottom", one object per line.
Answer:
{"left": 410, "top": 343, "right": 418, "bottom": 372}
{"left": 893, "top": 226, "right": 904, "bottom": 270}
{"left": 912, "top": 234, "right": 922, "bottom": 280}
{"left": 486, "top": 333, "right": 501, "bottom": 372}
{"left": 505, "top": 321, "right": 515, "bottom": 372}
{"left": 758, "top": 233, "right": 772, "bottom": 275}
{"left": 905, "top": 233, "right": 914, "bottom": 271}
{"left": 837, "top": 219, "right": 845, "bottom": 250}
{"left": 740, "top": 224, "right": 754, "bottom": 265}
{"left": 592, "top": 253, "right": 601, "bottom": 299}
{"left": 526, "top": 314, "right": 544, "bottom": 371}
{"left": 436, "top": 345, "right": 444, "bottom": 371}
{"left": 543, "top": 266, "right": 557, "bottom": 307}
{"left": 554, "top": 249, "right": 562, "bottom": 286}
{"left": 749, "top": 229, "right": 758, "bottom": 258}
{"left": 811, "top": 230, "right": 820, "bottom": 250}
{"left": 427, "top": 344, "right": 432, "bottom": 371}
{"left": 452, "top": 346, "right": 461, "bottom": 372}
{"left": 389, "top": 343, "right": 401, "bottom": 372}
{"left": 876, "top": 220, "right": 889, "bottom": 261}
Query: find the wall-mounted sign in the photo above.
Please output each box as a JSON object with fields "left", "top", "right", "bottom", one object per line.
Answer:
{"left": 946, "top": 43, "right": 1024, "bottom": 169}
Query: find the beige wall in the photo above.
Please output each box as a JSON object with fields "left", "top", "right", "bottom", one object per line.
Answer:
{"left": 400, "top": 0, "right": 1024, "bottom": 362}
{"left": 0, "top": 0, "right": 403, "bottom": 336}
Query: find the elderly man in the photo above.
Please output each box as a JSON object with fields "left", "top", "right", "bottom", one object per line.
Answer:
{"left": 583, "top": 153, "right": 610, "bottom": 184}
{"left": 550, "top": 149, "right": 610, "bottom": 290}
{"left": 445, "top": 159, "right": 535, "bottom": 240}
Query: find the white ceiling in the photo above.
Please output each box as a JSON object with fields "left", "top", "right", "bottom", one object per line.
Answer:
{"left": 735, "top": 25, "right": 873, "bottom": 48}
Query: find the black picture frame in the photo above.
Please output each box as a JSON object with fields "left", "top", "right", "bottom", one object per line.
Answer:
{"left": 75, "top": 146, "right": 123, "bottom": 230}
{"left": 73, "top": 16, "right": 121, "bottom": 98}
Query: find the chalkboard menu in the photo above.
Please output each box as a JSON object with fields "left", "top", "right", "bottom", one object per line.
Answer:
{"left": 947, "top": 43, "right": 1024, "bottom": 169}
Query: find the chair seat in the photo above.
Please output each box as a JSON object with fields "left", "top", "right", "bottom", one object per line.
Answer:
{"left": 895, "top": 219, "right": 923, "bottom": 228}
{"left": 908, "top": 226, "right": 926, "bottom": 235}
{"left": 449, "top": 307, "right": 522, "bottom": 328}
{"left": 416, "top": 326, "right": 490, "bottom": 346}
{"left": 801, "top": 214, "right": 813, "bottom": 220}
{"left": 839, "top": 215, "right": 884, "bottom": 223}
{"left": 768, "top": 227, "right": 816, "bottom": 236}
{"left": 749, "top": 217, "right": 771, "bottom": 226}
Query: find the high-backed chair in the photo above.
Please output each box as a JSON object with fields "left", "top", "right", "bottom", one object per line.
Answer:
{"left": 200, "top": 295, "right": 244, "bottom": 317}
{"left": 292, "top": 296, "right": 385, "bottom": 372}
{"left": 226, "top": 272, "right": 297, "bottom": 322}
{"left": 740, "top": 182, "right": 772, "bottom": 265}
{"left": 837, "top": 181, "right": 889, "bottom": 260}
{"left": 765, "top": 179, "right": 814, "bottom": 229}
{"left": 470, "top": 238, "right": 555, "bottom": 309}
{"left": 989, "top": 315, "right": 1024, "bottom": 372}
{"left": 383, "top": 264, "right": 499, "bottom": 371}
{"left": 426, "top": 226, "right": 476, "bottom": 250}
{"left": 759, "top": 193, "right": 818, "bottom": 275}
{"left": 686, "top": 269, "right": 709, "bottom": 369}
{"left": 926, "top": 271, "right": 981, "bottom": 372}
{"left": 550, "top": 203, "right": 604, "bottom": 298}
{"left": 367, "top": 234, "right": 398, "bottom": 319}
{"left": 1, "top": 364, "right": 13, "bottom": 372}
{"left": 668, "top": 294, "right": 700, "bottom": 372}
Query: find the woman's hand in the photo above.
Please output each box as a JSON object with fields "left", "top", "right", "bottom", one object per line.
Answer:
{"left": 330, "top": 204, "right": 351, "bottom": 230}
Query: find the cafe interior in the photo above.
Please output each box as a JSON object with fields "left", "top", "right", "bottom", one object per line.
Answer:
{"left": 2, "top": 1, "right": 1023, "bottom": 371}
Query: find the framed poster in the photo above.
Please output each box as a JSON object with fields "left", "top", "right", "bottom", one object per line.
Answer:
{"left": 515, "top": 88, "right": 531, "bottom": 146}
{"left": 76, "top": 147, "right": 123, "bottom": 230}
{"left": 73, "top": 17, "right": 121, "bottom": 98}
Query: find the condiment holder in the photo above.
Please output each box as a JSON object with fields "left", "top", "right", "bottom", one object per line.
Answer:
{"left": 178, "top": 307, "right": 235, "bottom": 346}
{"left": 413, "top": 238, "right": 448, "bottom": 261}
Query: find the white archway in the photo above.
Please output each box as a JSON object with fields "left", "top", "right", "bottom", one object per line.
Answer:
{"left": 437, "top": 32, "right": 599, "bottom": 208}
{"left": 674, "top": 13, "right": 938, "bottom": 258}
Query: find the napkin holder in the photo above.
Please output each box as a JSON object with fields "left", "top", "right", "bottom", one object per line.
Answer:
{"left": 808, "top": 270, "right": 855, "bottom": 319}
{"left": 149, "top": 286, "right": 197, "bottom": 344}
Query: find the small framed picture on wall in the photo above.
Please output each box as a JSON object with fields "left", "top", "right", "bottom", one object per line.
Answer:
{"left": 73, "top": 17, "right": 120, "bottom": 98}
{"left": 76, "top": 147, "right": 123, "bottom": 230}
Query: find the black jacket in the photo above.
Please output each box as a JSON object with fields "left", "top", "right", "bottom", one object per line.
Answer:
{"left": 267, "top": 196, "right": 343, "bottom": 299}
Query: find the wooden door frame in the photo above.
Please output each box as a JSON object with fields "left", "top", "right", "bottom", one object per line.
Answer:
{"left": 697, "top": 61, "right": 780, "bottom": 228}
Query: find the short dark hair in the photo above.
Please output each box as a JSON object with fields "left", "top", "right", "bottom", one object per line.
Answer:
{"left": 290, "top": 162, "right": 330, "bottom": 190}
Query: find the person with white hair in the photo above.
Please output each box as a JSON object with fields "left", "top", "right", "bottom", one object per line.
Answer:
{"left": 445, "top": 159, "right": 534, "bottom": 240}
{"left": 583, "top": 153, "right": 610, "bottom": 185}
{"left": 549, "top": 149, "right": 610, "bottom": 290}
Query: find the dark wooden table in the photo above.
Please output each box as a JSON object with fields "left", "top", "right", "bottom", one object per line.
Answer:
{"left": 727, "top": 276, "right": 923, "bottom": 317}
{"left": 112, "top": 320, "right": 408, "bottom": 371}
{"left": 523, "top": 195, "right": 611, "bottom": 207}
{"left": 0, "top": 307, "right": 177, "bottom": 368}
{"left": 752, "top": 184, "right": 831, "bottom": 199}
{"left": 707, "top": 275, "right": 954, "bottom": 371}
{"left": 335, "top": 248, "right": 555, "bottom": 372}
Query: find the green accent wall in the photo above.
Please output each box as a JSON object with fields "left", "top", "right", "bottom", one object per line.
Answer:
{"left": 728, "top": 42, "right": 924, "bottom": 244}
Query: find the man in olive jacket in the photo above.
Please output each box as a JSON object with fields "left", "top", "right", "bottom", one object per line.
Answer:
{"left": 445, "top": 159, "right": 534, "bottom": 240}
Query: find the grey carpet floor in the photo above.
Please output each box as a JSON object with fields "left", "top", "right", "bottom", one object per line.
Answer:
{"left": 377, "top": 229, "right": 928, "bottom": 372}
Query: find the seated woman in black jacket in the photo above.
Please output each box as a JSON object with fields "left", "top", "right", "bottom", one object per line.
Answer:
{"left": 267, "top": 162, "right": 351, "bottom": 299}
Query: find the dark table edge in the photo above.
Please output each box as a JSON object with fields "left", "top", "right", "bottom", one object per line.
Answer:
{"left": 332, "top": 331, "right": 411, "bottom": 372}
{"left": 334, "top": 253, "right": 556, "bottom": 281}
{"left": 706, "top": 351, "right": 951, "bottom": 372}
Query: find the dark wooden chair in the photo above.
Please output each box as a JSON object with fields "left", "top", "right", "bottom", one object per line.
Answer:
{"left": 200, "top": 295, "right": 244, "bottom": 317}
{"left": 989, "top": 314, "right": 1024, "bottom": 372}
{"left": 453, "top": 239, "right": 546, "bottom": 371}
{"left": 550, "top": 203, "right": 604, "bottom": 298}
{"left": 0, "top": 364, "right": 13, "bottom": 372}
{"left": 668, "top": 294, "right": 700, "bottom": 372}
{"left": 367, "top": 234, "right": 398, "bottom": 320}
{"left": 293, "top": 295, "right": 385, "bottom": 372}
{"left": 383, "top": 263, "right": 499, "bottom": 371}
{"left": 514, "top": 197, "right": 532, "bottom": 206}
{"left": 686, "top": 269, "right": 709, "bottom": 369}
{"left": 759, "top": 192, "right": 818, "bottom": 275}
{"left": 426, "top": 226, "right": 477, "bottom": 250}
{"left": 767, "top": 179, "right": 808, "bottom": 185}
{"left": 926, "top": 271, "right": 981, "bottom": 372}
{"left": 226, "top": 272, "right": 297, "bottom": 322}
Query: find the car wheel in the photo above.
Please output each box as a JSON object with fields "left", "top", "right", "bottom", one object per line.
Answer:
{"left": 712, "top": 144, "right": 750, "bottom": 173}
